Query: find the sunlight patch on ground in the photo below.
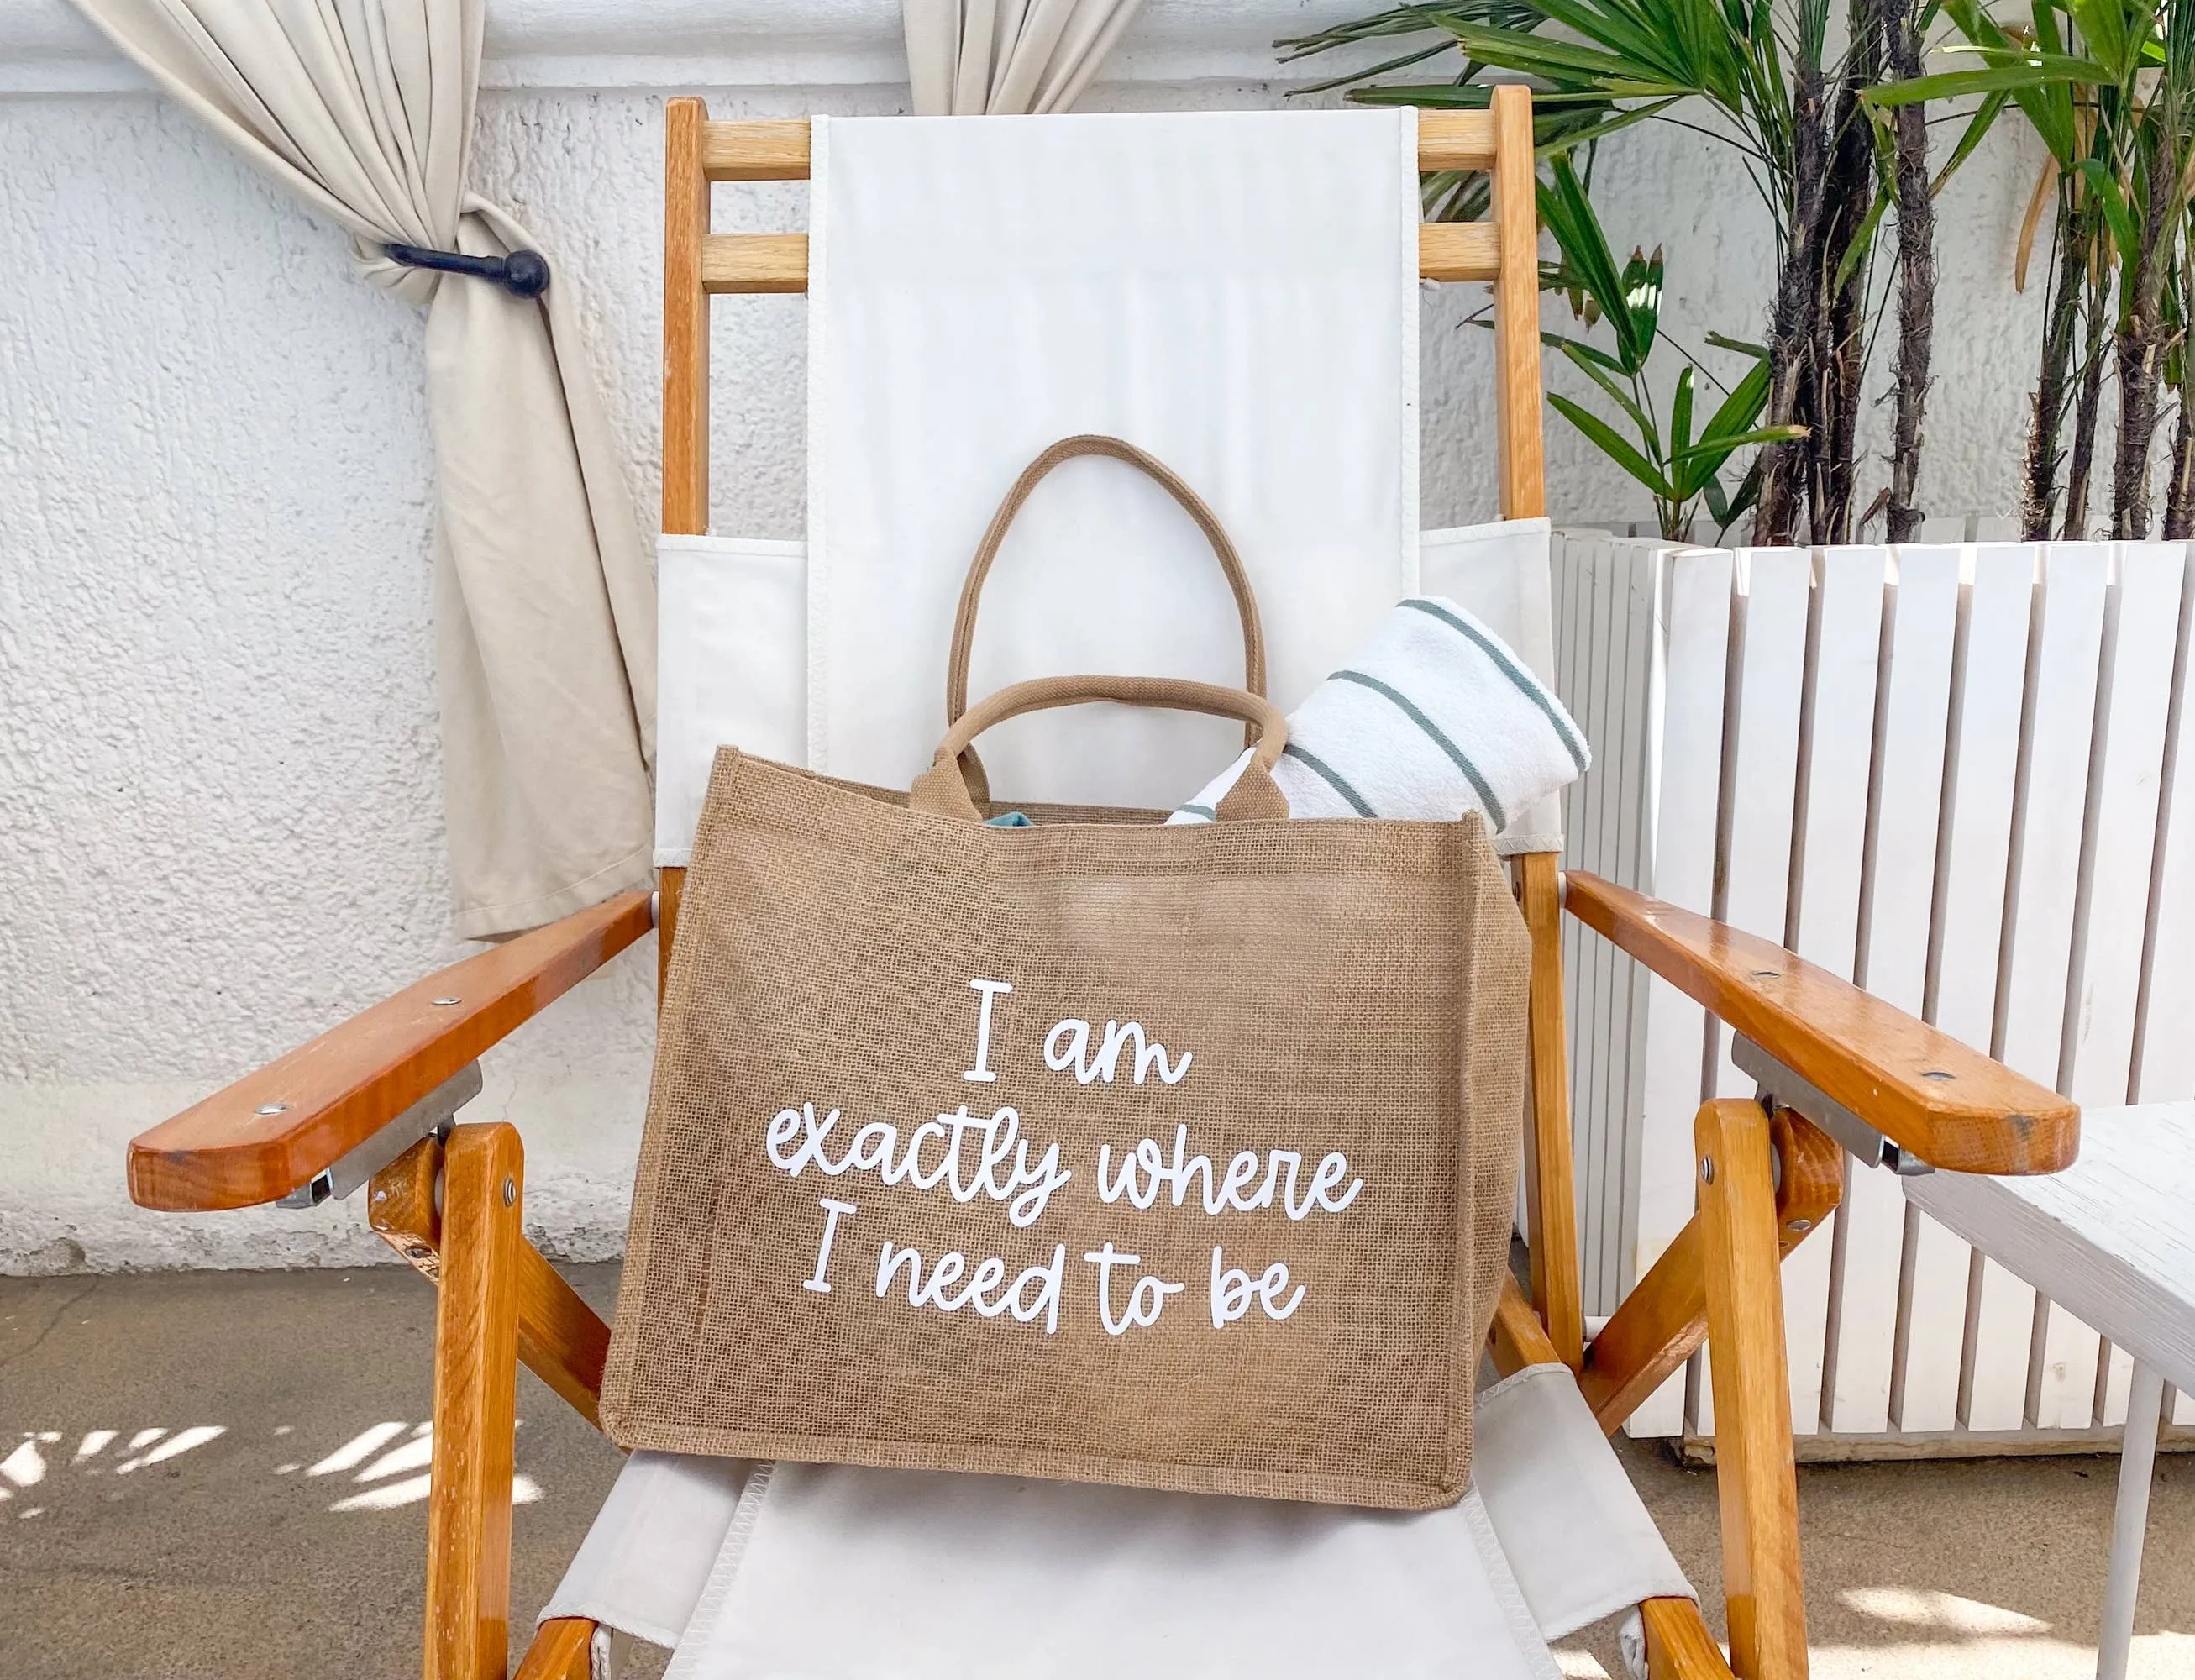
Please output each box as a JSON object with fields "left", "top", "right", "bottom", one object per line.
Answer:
{"left": 117, "top": 1425, "right": 225, "bottom": 1473}
{"left": 308, "top": 1420, "right": 407, "bottom": 1476}
{"left": 2, "top": 1437, "right": 53, "bottom": 1488}
{"left": 353, "top": 1428, "right": 434, "bottom": 1484}
{"left": 1811, "top": 1635, "right": 2195, "bottom": 1679}
{"left": 323, "top": 1466, "right": 541, "bottom": 1513}
{"left": 3, "top": 1419, "right": 549, "bottom": 1517}
{"left": 327, "top": 1473, "right": 433, "bottom": 1512}
{"left": 1838, "top": 1586, "right": 2051, "bottom": 1638}
{"left": 1821, "top": 1591, "right": 2195, "bottom": 1680}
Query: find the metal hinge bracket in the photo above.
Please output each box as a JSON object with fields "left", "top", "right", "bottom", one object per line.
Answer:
{"left": 273, "top": 1061, "right": 485, "bottom": 1208}
{"left": 1731, "top": 1035, "right": 1933, "bottom": 1177}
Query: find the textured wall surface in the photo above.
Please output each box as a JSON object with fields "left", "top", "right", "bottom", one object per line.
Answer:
{"left": 0, "top": 10, "right": 2053, "bottom": 1273}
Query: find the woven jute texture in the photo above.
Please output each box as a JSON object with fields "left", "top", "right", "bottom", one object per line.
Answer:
{"left": 601, "top": 751, "right": 1529, "bottom": 1510}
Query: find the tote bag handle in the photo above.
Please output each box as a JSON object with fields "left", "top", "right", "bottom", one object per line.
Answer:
{"left": 943, "top": 435, "right": 1268, "bottom": 722}
{"left": 944, "top": 435, "right": 1268, "bottom": 806}
{"left": 911, "top": 675, "right": 1288, "bottom": 823}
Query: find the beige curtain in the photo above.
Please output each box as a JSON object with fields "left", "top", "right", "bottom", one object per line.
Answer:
{"left": 903, "top": 0, "right": 1147, "bottom": 114}
{"left": 73, "top": 0, "right": 654, "bottom": 940}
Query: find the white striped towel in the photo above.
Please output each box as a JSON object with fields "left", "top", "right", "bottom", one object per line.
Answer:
{"left": 1167, "top": 596, "right": 1588, "bottom": 831}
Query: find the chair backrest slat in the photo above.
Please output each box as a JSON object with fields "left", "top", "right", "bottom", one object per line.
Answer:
{"left": 701, "top": 223, "right": 1503, "bottom": 295}
{"left": 702, "top": 118, "right": 811, "bottom": 181}
{"left": 690, "top": 110, "right": 1498, "bottom": 185}
{"left": 661, "top": 100, "right": 712, "bottom": 538}
{"left": 700, "top": 234, "right": 809, "bottom": 294}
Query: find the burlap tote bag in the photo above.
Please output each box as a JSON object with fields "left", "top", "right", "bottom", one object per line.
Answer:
{"left": 602, "top": 448, "right": 1531, "bottom": 1512}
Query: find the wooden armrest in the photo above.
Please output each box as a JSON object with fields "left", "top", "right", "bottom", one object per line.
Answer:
{"left": 129, "top": 891, "right": 655, "bottom": 1211}
{"left": 1564, "top": 873, "right": 2077, "bottom": 1174}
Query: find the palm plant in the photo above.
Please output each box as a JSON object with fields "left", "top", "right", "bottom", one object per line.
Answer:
{"left": 1874, "top": 0, "right": 2195, "bottom": 538}
{"left": 1536, "top": 155, "right": 1804, "bottom": 538}
{"left": 1281, "top": 0, "right": 1925, "bottom": 544}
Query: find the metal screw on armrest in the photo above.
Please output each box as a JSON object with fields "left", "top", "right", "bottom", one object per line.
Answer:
{"left": 502, "top": 1176, "right": 516, "bottom": 1208}
{"left": 433, "top": 996, "right": 460, "bottom": 1006}
{"left": 256, "top": 1102, "right": 289, "bottom": 1116}
{"left": 1788, "top": 1217, "right": 1812, "bottom": 1232}
{"left": 1699, "top": 1156, "right": 1715, "bottom": 1184}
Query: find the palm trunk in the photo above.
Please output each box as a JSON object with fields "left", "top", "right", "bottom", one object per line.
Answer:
{"left": 1883, "top": 0, "right": 1935, "bottom": 542}
{"left": 2165, "top": 391, "right": 2195, "bottom": 537}
{"left": 1823, "top": 170, "right": 1871, "bottom": 543}
{"left": 2063, "top": 257, "right": 2111, "bottom": 539}
{"left": 1813, "top": 1, "right": 1882, "bottom": 544}
{"left": 1824, "top": 255, "right": 1866, "bottom": 542}
{"left": 1808, "top": 221, "right": 1841, "bottom": 541}
{"left": 1755, "top": 65, "right": 1830, "bottom": 546}
{"left": 2023, "top": 201, "right": 2084, "bottom": 540}
{"left": 2110, "top": 129, "right": 2179, "bottom": 539}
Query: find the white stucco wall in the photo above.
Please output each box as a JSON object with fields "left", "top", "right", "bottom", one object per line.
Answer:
{"left": 0, "top": 0, "right": 2051, "bottom": 1273}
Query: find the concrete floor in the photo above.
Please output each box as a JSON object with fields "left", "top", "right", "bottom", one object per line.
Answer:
{"left": 2, "top": 1268, "right": 2187, "bottom": 1679}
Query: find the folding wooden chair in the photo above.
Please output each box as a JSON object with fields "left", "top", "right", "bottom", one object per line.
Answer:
{"left": 124, "top": 87, "right": 2078, "bottom": 1680}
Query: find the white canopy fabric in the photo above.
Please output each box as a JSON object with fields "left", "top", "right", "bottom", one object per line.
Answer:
{"left": 902, "top": 0, "right": 1147, "bottom": 114}
{"left": 71, "top": 0, "right": 655, "bottom": 938}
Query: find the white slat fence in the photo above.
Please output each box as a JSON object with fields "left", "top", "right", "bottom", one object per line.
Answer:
{"left": 1551, "top": 529, "right": 2195, "bottom": 1450}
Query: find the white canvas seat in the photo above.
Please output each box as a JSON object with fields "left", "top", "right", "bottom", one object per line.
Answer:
{"left": 545, "top": 1361, "right": 1692, "bottom": 1676}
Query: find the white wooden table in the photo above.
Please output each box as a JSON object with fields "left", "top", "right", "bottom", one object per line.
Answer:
{"left": 1905, "top": 1103, "right": 2195, "bottom": 1680}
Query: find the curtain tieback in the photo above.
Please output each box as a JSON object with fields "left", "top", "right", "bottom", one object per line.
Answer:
{"left": 385, "top": 241, "right": 550, "bottom": 297}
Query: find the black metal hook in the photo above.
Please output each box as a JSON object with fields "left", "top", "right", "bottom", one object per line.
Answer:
{"left": 383, "top": 241, "right": 550, "bottom": 298}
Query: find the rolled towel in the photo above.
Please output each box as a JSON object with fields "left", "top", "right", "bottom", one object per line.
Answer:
{"left": 1168, "top": 596, "right": 1589, "bottom": 831}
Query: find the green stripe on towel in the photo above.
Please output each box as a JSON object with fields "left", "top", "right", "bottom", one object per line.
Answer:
{"left": 1282, "top": 743, "right": 1376, "bottom": 816}
{"left": 1400, "top": 597, "right": 1589, "bottom": 772}
{"left": 1332, "top": 669, "right": 1508, "bottom": 831}
{"left": 1176, "top": 803, "right": 1218, "bottom": 822}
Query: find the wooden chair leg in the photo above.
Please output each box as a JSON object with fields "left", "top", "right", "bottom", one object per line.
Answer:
{"left": 1642, "top": 1595, "right": 1737, "bottom": 1678}
{"left": 514, "top": 1617, "right": 598, "bottom": 1680}
{"left": 1519, "top": 851, "right": 1585, "bottom": 1368}
{"left": 1580, "top": 1111, "right": 1841, "bottom": 1433}
{"left": 425, "top": 1122, "right": 525, "bottom": 1680}
{"left": 372, "top": 1135, "right": 613, "bottom": 1431}
{"left": 1696, "top": 1099, "right": 1809, "bottom": 1680}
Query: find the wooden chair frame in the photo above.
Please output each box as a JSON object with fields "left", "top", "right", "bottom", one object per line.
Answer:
{"left": 126, "top": 89, "right": 2079, "bottom": 1680}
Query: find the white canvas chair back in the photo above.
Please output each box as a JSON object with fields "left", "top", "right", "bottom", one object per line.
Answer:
{"left": 652, "top": 109, "right": 1563, "bottom": 871}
